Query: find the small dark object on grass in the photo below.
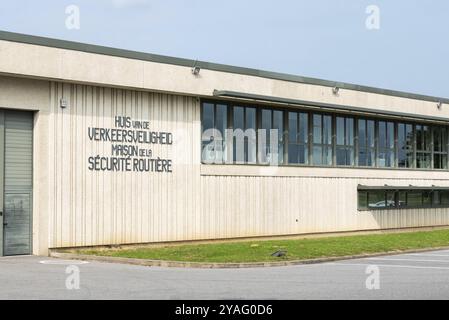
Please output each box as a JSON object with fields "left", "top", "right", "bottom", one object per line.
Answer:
{"left": 271, "top": 250, "right": 287, "bottom": 257}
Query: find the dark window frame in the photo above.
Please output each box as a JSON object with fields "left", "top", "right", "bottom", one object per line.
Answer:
{"left": 312, "top": 113, "right": 333, "bottom": 166}
{"left": 335, "top": 116, "right": 355, "bottom": 166}
{"left": 287, "top": 111, "right": 309, "bottom": 165}
{"left": 200, "top": 99, "right": 449, "bottom": 171}
{"left": 357, "top": 187, "right": 449, "bottom": 211}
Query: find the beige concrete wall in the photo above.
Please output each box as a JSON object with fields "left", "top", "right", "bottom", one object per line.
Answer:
{"left": 1, "top": 69, "right": 449, "bottom": 253}
{"left": 0, "top": 39, "right": 447, "bottom": 121}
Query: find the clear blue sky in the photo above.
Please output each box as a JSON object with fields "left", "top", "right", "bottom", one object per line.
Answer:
{"left": 0, "top": 0, "right": 448, "bottom": 98}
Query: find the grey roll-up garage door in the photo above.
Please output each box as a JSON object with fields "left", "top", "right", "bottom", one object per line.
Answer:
{"left": 3, "top": 111, "right": 33, "bottom": 256}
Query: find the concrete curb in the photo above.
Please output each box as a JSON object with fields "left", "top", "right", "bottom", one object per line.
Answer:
{"left": 49, "top": 246, "right": 449, "bottom": 269}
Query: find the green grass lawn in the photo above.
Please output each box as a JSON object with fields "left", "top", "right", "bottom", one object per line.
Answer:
{"left": 74, "top": 228, "right": 449, "bottom": 263}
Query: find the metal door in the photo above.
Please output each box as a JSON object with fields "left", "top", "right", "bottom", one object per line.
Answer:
{"left": 1, "top": 110, "right": 33, "bottom": 256}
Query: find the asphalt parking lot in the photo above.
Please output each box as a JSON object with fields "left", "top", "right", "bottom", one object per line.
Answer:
{"left": 1, "top": 249, "right": 449, "bottom": 299}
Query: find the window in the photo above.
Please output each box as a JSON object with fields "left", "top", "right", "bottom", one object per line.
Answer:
{"left": 368, "top": 190, "right": 386, "bottom": 209}
{"left": 336, "top": 116, "right": 354, "bottom": 166}
{"left": 312, "top": 114, "right": 332, "bottom": 165}
{"left": 358, "top": 119, "right": 375, "bottom": 167}
{"left": 358, "top": 190, "right": 368, "bottom": 210}
{"left": 386, "top": 191, "right": 397, "bottom": 208}
{"left": 433, "top": 190, "right": 449, "bottom": 206}
{"left": 440, "top": 191, "right": 449, "bottom": 205}
{"left": 233, "top": 106, "right": 257, "bottom": 164}
{"left": 416, "top": 124, "right": 431, "bottom": 169}
{"left": 398, "top": 123, "right": 413, "bottom": 168}
{"left": 358, "top": 187, "right": 449, "bottom": 210}
{"left": 288, "top": 112, "right": 308, "bottom": 164}
{"left": 433, "top": 126, "right": 448, "bottom": 169}
{"left": 201, "top": 102, "right": 228, "bottom": 163}
{"left": 398, "top": 191, "right": 407, "bottom": 207}
{"left": 260, "top": 109, "right": 284, "bottom": 164}
{"left": 377, "top": 121, "right": 395, "bottom": 167}
{"left": 432, "top": 190, "right": 449, "bottom": 208}
{"left": 201, "top": 100, "right": 449, "bottom": 172}
{"left": 407, "top": 191, "right": 422, "bottom": 207}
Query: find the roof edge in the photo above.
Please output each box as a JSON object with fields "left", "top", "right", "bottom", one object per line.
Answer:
{"left": 0, "top": 30, "right": 448, "bottom": 104}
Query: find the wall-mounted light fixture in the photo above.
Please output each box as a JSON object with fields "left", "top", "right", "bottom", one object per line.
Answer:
{"left": 332, "top": 87, "right": 340, "bottom": 95}
{"left": 60, "top": 98, "right": 68, "bottom": 109}
{"left": 191, "top": 60, "right": 201, "bottom": 76}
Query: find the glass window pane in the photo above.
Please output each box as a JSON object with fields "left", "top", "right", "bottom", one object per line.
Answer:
{"left": 433, "top": 191, "right": 441, "bottom": 205}
{"left": 202, "top": 103, "right": 214, "bottom": 130}
{"left": 435, "top": 154, "right": 448, "bottom": 170}
{"left": 417, "top": 125, "right": 431, "bottom": 152}
{"left": 423, "top": 191, "right": 432, "bottom": 206}
{"left": 288, "top": 112, "right": 297, "bottom": 142}
{"left": 260, "top": 109, "right": 271, "bottom": 164}
{"left": 441, "top": 191, "right": 449, "bottom": 205}
{"left": 246, "top": 108, "right": 256, "bottom": 130}
{"left": 233, "top": 106, "right": 244, "bottom": 163}
{"left": 386, "top": 191, "right": 396, "bottom": 208}
{"left": 423, "top": 126, "right": 431, "bottom": 151}
{"left": 324, "top": 115, "right": 332, "bottom": 145}
{"left": 261, "top": 109, "right": 271, "bottom": 130}
{"left": 313, "top": 146, "right": 322, "bottom": 165}
{"left": 246, "top": 107, "right": 257, "bottom": 163}
{"left": 398, "top": 191, "right": 407, "bottom": 207}
{"left": 299, "top": 145, "right": 308, "bottom": 164}
{"left": 299, "top": 113, "right": 308, "bottom": 143}
{"left": 358, "top": 149, "right": 367, "bottom": 166}
{"left": 358, "top": 119, "right": 366, "bottom": 148}
{"left": 233, "top": 106, "right": 244, "bottom": 129}
{"left": 387, "top": 122, "right": 394, "bottom": 149}
{"left": 313, "top": 114, "right": 322, "bottom": 144}
{"left": 201, "top": 103, "right": 215, "bottom": 161}
{"left": 216, "top": 104, "right": 227, "bottom": 135}
{"left": 337, "top": 117, "right": 345, "bottom": 145}
{"left": 324, "top": 146, "right": 332, "bottom": 165}
{"left": 407, "top": 191, "right": 422, "bottom": 207}
{"left": 214, "top": 104, "right": 227, "bottom": 162}
{"left": 358, "top": 191, "right": 368, "bottom": 210}
{"left": 398, "top": 123, "right": 413, "bottom": 168}
{"left": 288, "top": 144, "right": 298, "bottom": 164}
{"left": 367, "top": 120, "right": 375, "bottom": 148}
{"left": 379, "top": 121, "right": 386, "bottom": 148}
{"left": 312, "top": 114, "right": 332, "bottom": 166}
{"left": 347, "top": 118, "right": 354, "bottom": 146}
{"left": 336, "top": 148, "right": 346, "bottom": 166}
{"left": 288, "top": 112, "right": 308, "bottom": 165}
{"left": 417, "top": 153, "right": 431, "bottom": 169}
{"left": 337, "top": 116, "right": 353, "bottom": 166}
{"left": 368, "top": 191, "right": 386, "bottom": 209}
{"left": 273, "top": 110, "right": 284, "bottom": 164}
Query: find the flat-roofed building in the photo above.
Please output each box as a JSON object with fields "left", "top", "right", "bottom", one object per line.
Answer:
{"left": 0, "top": 31, "right": 448, "bottom": 256}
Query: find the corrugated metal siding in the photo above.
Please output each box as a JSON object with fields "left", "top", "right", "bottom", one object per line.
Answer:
{"left": 47, "top": 82, "right": 449, "bottom": 248}
{"left": 48, "top": 83, "right": 201, "bottom": 248}
{"left": 3, "top": 111, "right": 33, "bottom": 255}
{"left": 200, "top": 175, "right": 449, "bottom": 237}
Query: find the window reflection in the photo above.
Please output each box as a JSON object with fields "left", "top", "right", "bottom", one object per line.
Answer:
{"left": 201, "top": 101, "right": 449, "bottom": 170}
{"left": 359, "top": 188, "right": 449, "bottom": 210}
{"left": 312, "top": 114, "right": 332, "bottom": 165}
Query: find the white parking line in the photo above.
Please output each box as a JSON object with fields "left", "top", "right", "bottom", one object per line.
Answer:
{"left": 405, "top": 253, "right": 449, "bottom": 258}
{"left": 332, "top": 262, "right": 449, "bottom": 270}
{"left": 39, "top": 260, "right": 89, "bottom": 265}
{"left": 365, "top": 257, "right": 449, "bottom": 263}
